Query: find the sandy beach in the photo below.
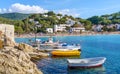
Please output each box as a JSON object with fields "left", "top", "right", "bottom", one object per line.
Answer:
{"left": 15, "top": 31, "right": 120, "bottom": 38}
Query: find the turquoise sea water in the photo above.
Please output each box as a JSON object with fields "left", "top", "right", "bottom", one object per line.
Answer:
{"left": 15, "top": 34, "right": 120, "bottom": 74}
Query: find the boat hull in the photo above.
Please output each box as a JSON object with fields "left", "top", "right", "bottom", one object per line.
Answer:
{"left": 51, "top": 50, "right": 81, "bottom": 57}
{"left": 68, "top": 64, "right": 102, "bottom": 68}
{"left": 67, "top": 57, "right": 106, "bottom": 68}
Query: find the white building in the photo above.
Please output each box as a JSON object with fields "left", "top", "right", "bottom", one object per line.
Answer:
{"left": 115, "top": 24, "right": 120, "bottom": 31}
{"left": 57, "top": 16, "right": 62, "bottom": 19}
{"left": 54, "top": 24, "right": 67, "bottom": 32}
{"left": 43, "top": 14, "right": 48, "bottom": 17}
{"left": 0, "top": 24, "right": 14, "bottom": 42}
{"left": 46, "top": 28, "right": 53, "bottom": 33}
{"left": 29, "top": 19, "right": 34, "bottom": 22}
{"left": 71, "top": 27, "right": 85, "bottom": 32}
{"left": 108, "top": 16, "right": 113, "bottom": 19}
{"left": 66, "top": 19, "right": 75, "bottom": 26}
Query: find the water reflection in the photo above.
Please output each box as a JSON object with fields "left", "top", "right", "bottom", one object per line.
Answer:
{"left": 51, "top": 55, "right": 80, "bottom": 59}
{"left": 67, "top": 66, "right": 106, "bottom": 74}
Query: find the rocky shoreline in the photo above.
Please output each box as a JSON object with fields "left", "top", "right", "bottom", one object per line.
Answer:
{"left": 1, "top": 31, "right": 120, "bottom": 74}
{"left": 0, "top": 35, "right": 49, "bottom": 74}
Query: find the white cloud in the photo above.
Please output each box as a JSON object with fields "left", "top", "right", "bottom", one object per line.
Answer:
{"left": 0, "top": 9, "right": 1, "bottom": 13}
{"left": 10, "top": 3, "right": 48, "bottom": 13}
{"left": 0, "top": 3, "right": 80, "bottom": 17}
{"left": 58, "top": 9, "right": 80, "bottom": 17}
{"left": 3, "top": 8, "right": 7, "bottom": 12}
{"left": 8, "top": 9, "right": 12, "bottom": 12}
{"left": 0, "top": 3, "right": 48, "bottom": 14}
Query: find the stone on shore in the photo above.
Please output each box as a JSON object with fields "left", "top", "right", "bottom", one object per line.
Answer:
{"left": 0, "top": 47, "right": 43, "bottom": 74}
{"left": 18, "top": 43, "right": 49, "bottom": 58}
{"left": 29, "top": 52, "right": 49, "bottom": 60}
{"left": 18, "top": 43, "right": 35, "bottom": 52}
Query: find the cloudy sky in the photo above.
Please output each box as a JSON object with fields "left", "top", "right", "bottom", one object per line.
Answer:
{"left": 0, "top": 0, "right": 120, "bottom": 18}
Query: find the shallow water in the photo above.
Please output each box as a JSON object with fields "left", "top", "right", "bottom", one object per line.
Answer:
{"left": 15, "top": 34, "right": 120, "bottom": 74}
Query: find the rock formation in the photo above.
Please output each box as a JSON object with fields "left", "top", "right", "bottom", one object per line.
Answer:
{"left": 0, "top": 30, "right": 49, "bottom": 74}
{"left": 18, "top": 43, "right": 49, "bottom": 57}
{"left": 18, "top": 43, "right": 34, "bottom": 52}
{"left": 0, "top": 31, "right": 16, "bottom": 47}
{"left": 0, "top": 47, "right": 43, "bottom": 74}
{"left": 4, "top": 35, "right": 16, "bottom": 47}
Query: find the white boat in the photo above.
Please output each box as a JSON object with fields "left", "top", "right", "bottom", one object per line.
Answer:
{"left": 40, "top": 37, "right": 59, "bottom": 46}
{"left": 40, "top": 41, "right": 81, "bottom": 51}
{"left": 67, "top": 57, "right": 106, "bottom": 68}
{"left": 54, "top": 43, "right": 81, "bottom": 50}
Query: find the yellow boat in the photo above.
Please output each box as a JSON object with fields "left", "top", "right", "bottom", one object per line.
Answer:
{"left": 51, "top": 50, "right": 81, "bottom": 57}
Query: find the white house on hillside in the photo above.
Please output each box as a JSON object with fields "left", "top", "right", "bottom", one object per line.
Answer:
{"left": 116, "top": 24, "right": 120, "bottom": 30}
{"left": 92, "top": 25, "right": 103, "bottom": 32}
{"left": 71, "top": 27, "right": 85, "bottom": 32}
{"left": 43, "top": 14, "right": 48, "bottom": 17}
{"left": 66, "top": 19, "right": 75, "bottom": 26}
{"left": 54, "top": 24, "right": 67, "bottom": 32}
{"left": 46, "top": 28, "right": 53, "bottom": 33}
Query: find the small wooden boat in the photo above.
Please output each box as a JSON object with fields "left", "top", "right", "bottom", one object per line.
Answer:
{"left": 67, "top": 57, "right": 106, "bottom": 68}
{"left": 51, "top": 50, "right": 81, "bottom": 57}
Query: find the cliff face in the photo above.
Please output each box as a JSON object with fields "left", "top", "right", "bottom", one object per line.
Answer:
{"left": 0, "top": 47, "right": 43, "bottom": 74}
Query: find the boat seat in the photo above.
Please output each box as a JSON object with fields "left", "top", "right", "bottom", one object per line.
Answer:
{"left": 79, "top": 60, "right": 88, "bottom": 64}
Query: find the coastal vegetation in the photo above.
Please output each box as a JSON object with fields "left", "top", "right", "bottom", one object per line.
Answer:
{"left": 88, "top": 12, "right": 120, "bottom": 25}
{"left": 0, "top": 11, "right": 120, "bottom": 34}
{"left": 0, "top": 13, "right": 30, "bottom": 20}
